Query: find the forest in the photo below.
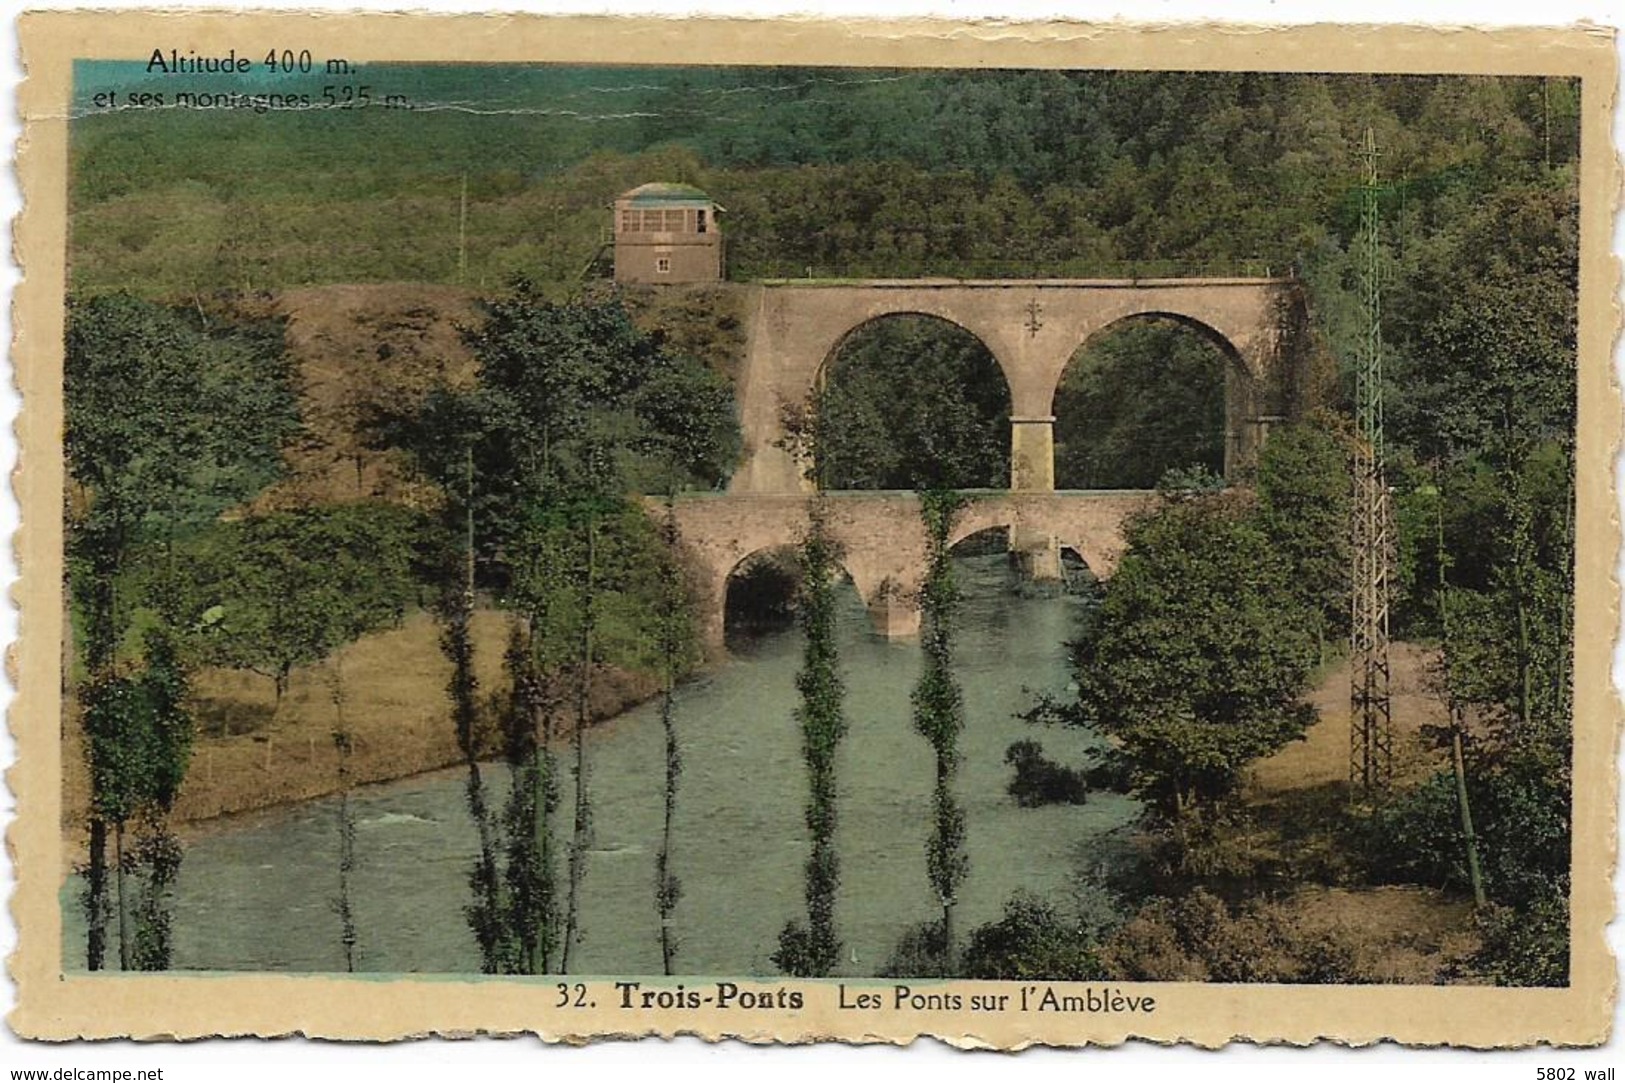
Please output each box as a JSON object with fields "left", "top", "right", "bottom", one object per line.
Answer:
{"left": 63, "top": 66, "right": 1577, "bottom": 985}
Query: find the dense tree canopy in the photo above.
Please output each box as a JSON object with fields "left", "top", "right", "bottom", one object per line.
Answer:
{"left": 182, "top": 504, "right": 424, "bottom": 703}
{"left": 1253, "top": 418, "right": 1353, "bottom": 649}
{"left": 1070, "top": 491, "right": 1318, "bottom": 818}
{"left": 65, "top": 295, "right": 302, "bottom": 667}
{"left": 70, "top": 69, "right": 1579, "bottom": 298}
{"left": 1053, "top": 319, "right": 1229, "bottom": 489}
{"left": 65, "top": 294, "right": 300, "bottom": 529}
{"left": 792, "top": 316, "right": 1010, "bottom": 490}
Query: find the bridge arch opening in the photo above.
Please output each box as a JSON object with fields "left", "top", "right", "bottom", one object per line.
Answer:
{"left": 798, "top": 314, "right": 1012, "bottom": 490}
{"left": 723, "top": 546, "right": 801, "bottom": 650}
{"left": 722, "top": 545, "right": 869, "bottom": 650}
{"left": 949, "top": 521, "right": 1071, "bottom": 591}
{"left": 948, "top": 524, "right": 1010, "bottom": 558}
{"left": 1059, "top": 544, "right": 1103, "bottom": 597}
{"left": 1052, "top": 313, "right": 1241, "bottom": 490}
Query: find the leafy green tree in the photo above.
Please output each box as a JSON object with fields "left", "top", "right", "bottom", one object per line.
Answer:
{"left": 64, "top": 293, "right": 298, "bottom": 970}
{"left": 65, "top": 295, "right": 298, "bottom": 539}
{"left": 1253, "top": 416, "right": 1353, "bottom": 658}
{"left": 912, "top": 489, "right": 969, "bottom": 971}
{"left": 1070, "top": 491, "right": 1317, "bottom": 821}
{"left": 459, "top": 283, "right": 737, "bottom": 520}
{"left": 1391, "top": 186, "right": 1575, "bottom": 465}
{"left": 792, "top": 317, "right": 1009, "bottom": 490}
{"left": 773, "top": 499, "right": 848, "bottom": 977}
{"left": 189, "top": 504, "right": 422, "bottom": 705}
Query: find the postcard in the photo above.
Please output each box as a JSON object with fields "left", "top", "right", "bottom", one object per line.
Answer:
{"left": 9, "top": 12, "right": 1618, "bottom": 1047}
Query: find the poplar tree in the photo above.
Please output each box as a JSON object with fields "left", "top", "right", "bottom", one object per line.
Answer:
{"left": 498, "top": 610, "right": 563, "bottom": 974}
{"left": 773, "top": 497, "right": 848, "bottom": 977}
{"left": 912, "top": 489, "right": 969, "bottom": 974}
{"left": 65, "top": 294, "right": 297, "bottom": 969}
{"left": 560, "top": 506, "right": 599, "bottom": 975}
{"left": 80, "top": 628, "right": 194, "bottom": 971}
{"left": 384, "top": 391, "right": 508, "bottom": 969}
{"left": 654, "top": 493, "right": 688, "bottom": 974}
{"left": 329, "top": 658, "right": 359, "bottom": 972}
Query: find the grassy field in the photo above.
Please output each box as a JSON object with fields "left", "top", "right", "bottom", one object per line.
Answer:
{"left": 1229, "top": 641, "right": 1471, "bottom": 982}
{"left": 62, "top": 607, "right": 659, "bottom": 832}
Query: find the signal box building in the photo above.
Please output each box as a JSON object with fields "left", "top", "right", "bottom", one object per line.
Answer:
{"left": 612, "top": 183, "right": 724, "bottom": 284}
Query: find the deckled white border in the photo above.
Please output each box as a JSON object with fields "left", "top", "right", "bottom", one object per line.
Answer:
{"left": 1, "top": 1, "right": 1621, "bottom": 1074}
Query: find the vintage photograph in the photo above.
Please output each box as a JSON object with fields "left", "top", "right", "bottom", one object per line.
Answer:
{"left": 10, "top": 13, "right": 1617, "bottom": 1046}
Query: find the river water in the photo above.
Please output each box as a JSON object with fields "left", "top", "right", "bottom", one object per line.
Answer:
{"left": 62, "top": 553, "right": 1140, "bottom": 975}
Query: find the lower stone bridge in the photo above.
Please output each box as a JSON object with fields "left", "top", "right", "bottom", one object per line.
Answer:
{"left": 663, "top": 489, "right": 1156, "bottom": 650}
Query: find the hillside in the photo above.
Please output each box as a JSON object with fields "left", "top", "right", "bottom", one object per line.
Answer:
{"left": 68, "top": 68, "right": 1577, "bottom": 316}
{"left": 223, "top": 280, "right": 748, "bottom": 511}
{"left": 237, "top": 283, "right": 482, "bottom": 509}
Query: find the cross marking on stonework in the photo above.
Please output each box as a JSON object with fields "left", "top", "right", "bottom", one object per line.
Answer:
{"left": 1025, "top": 298, "right": 1044, "bottom": 337}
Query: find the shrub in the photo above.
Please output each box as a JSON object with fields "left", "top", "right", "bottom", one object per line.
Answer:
{"left": 880, "top": 919, "right": 949, "bottom": 979}
{"left": 1358, "top": 758, "right": 1570, "bottom": 911}
{"left": 1004, "top": 739, "right": 1089, "bottom": 807}
{"left": 1472, "top": 897, "right": 1569, "bottom": 987}
{"left": 1099, "top": 889, "right": 1380, "bottom": 984}
{"left": 961, "top": 893, "right": 1106, "bottom": 981}
{"left": 882, "top": 894, "right": 1109, "bottom": 982}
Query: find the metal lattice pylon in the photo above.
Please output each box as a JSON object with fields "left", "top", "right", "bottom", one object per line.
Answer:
{"left": 1350, "top": 127, "right": 1394, "bottom": 793}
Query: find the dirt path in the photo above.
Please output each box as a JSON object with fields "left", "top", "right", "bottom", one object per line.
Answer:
{"left": 1250, "top": 640, "right": 1450, "bottom": 801}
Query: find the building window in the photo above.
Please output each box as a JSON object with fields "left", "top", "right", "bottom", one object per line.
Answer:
{"left": 620, "top": 210, "right": 636, "bottom": 233}
{"left": 696, "top": 209, "right": 707, "bottom": 233}
{"left": 656, "top": 257, "right": 672, "bottom": 274}
{"left": 664, "top": 208, "right": 686, "bottom": 232}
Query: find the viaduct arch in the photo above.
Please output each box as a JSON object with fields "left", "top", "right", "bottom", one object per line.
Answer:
{"left": 729, "top": 277, "right": 1308, "bottom": 494}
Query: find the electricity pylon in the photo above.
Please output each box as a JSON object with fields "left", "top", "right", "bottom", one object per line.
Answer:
{"left": 1350, "top": 126, "right": 1394, "bottom": 794}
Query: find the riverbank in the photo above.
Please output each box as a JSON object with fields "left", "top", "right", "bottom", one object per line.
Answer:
{"left": 62, "top": 617, "right": 1448, "bottom": 840}
{"left": 61, "top": 608, "right": 660, "bottom": 833}
{"left": 61, "top": 557, "right": 1132, "bottom": 973}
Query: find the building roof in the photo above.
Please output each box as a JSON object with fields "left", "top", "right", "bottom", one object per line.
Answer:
{"left": 616, "top": 182, "right": 723, "bottom": 210}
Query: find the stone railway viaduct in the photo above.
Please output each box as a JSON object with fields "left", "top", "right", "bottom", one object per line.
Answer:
{"left": 730, "top": 278, "right": 1309, "bottom": 494}
{"left": 664, "top": 277, "right": 1314, "bottom": 648}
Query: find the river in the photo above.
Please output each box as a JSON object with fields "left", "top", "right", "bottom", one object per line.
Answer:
{"left": 61, "top": 553, "right": 1140, "bottom": 975}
